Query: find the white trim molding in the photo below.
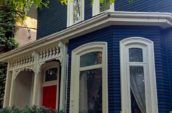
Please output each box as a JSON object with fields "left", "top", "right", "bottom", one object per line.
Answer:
{"left": 120, "top": 37, "right": 158, "bottom": 113}
{"left": 1, "top": 11, "right": 172, "bottom": 62}
{"left": 70, "top": 42, "right": 108, "bottom": 113}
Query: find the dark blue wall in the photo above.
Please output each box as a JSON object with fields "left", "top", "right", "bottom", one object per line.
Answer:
{"left": 67, "top": 26, "right": 172, "bottom": 113}
{"left": 37, "top": 0, "right": 67, "bottom": 39}
{"left": 162, "top": 28, "right": 172, "bottom": 111}
{"left": 85, "top": 0, "right": 92, "bottom": 20}
{"left": 115, "top": 0, "right": 172, "bottom": 12}
{"left": 37, "top": 0, "right": 172, "bottom": 39}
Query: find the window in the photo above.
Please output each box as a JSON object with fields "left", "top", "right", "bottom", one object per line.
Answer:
{"left": 70, "top": 42, "right": 108, "bottom": 113}
{"left": 67, "top": 0, "right": 84, "bottom": 26}
{"left": 92, "top": 0, "right": 114, "bottom": 16}
{"left": 45, "top": 68, "right": 57, "bottom": 82}
{"left": 120, "top": 37, "right": 158, "bottom": 113}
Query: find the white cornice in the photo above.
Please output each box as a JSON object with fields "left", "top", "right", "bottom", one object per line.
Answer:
{"left": 1, "top": 11, "right": 172, "bottom": 62}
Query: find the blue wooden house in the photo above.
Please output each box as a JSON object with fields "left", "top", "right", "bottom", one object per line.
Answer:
{"left": 0, "top": 0, "right": 172, "bottom": 113}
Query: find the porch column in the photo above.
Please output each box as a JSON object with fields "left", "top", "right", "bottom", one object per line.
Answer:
{"left": 9, "top": 70, "right": 16, "bottom": 107}
{"left": 3, "top": 69, "right": 12, "bottom": 107}
{"left": 32, "top": 52, "right": 41, "bottom": 106}
{"left": 32, "top": 69, "right": 41, "bottom": 105}
{"left": 59, "top": 43, "right": 68, "bottom": 112}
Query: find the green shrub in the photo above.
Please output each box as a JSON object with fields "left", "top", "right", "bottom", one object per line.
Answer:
{"left": 0, "top": 106, "right": 64, "bottom": 113}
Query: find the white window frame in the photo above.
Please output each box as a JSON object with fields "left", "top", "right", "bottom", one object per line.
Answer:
{"left": 92, "top": 0, "right": 114, "bottom": 16}
{"left": 67, "top": 0, "right": 85, "bottom": 26}
{"left": 70, "top": 42, "right": 108, "bottom": 113}
{"left": 120, "top": 37, "right": 158, "bottom": 113}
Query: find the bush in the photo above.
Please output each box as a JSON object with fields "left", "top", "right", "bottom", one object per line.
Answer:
{"left": 0, "top": 106, "right": 64, "bottom": 113}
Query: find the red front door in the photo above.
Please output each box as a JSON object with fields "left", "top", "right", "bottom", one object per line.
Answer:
{"left": 42, "top": 85, "right": 57, "bottom": 110}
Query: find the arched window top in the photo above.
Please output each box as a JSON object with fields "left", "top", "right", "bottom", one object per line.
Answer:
{"left": 120, "top": 37, "right": 153, "bottom": 47}
{"left": 72, "top": 42, "right": 107, "bottom": 55}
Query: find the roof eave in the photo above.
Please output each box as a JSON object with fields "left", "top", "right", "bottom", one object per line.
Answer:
{"left": 0, "top": 11, "right": 172, "bottom": 62}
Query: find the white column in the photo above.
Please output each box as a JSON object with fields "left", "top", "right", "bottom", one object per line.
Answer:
{"left": 59, "top": 45, "right": 68, "bottom": 112}
{"left": 31, "top": 52, "right": 41, "bottom": 106}
{"left": 3, "top": 70, "right": 12, "bottom": 107}
{"left": 9, "top": 70, "right": 16, "bottom": 107}
{"left": 32, "top": 68, "right": 41, "bottom": 106}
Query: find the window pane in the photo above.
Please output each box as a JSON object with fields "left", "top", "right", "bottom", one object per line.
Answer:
{"left": 100, "top": 1, "right": 110, "bottom": 12}
{"left": 129, "top": 48, "right": 143, "bottom": 62}
{"left": 79, "top": 69, "right": 102, "bottom": 113}
{"left": 80, "top": 52, "right": 102, "bottom": 67}
{"left": 45, "top": 68, "right": 57, "bottom": 82}
{"left": 73, "top": 0, "right": 81, "bottom": 23}
{"left": 130, "top": 66, "right": 146, "bottom": 113}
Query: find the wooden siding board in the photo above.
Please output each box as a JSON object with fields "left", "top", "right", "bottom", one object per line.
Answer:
{"left": 37, "top": 0, "right": 172, "bottom": 39}
{"left": 85, "top": 0, "right": 92, "bottom": 20}
{"left": 162, "top": 29, "right": 172, "bottom": 111}
{"left": 37, "top": 0, "right": 67, "bottom": 39}
{"left": 115, "top": 0, "right": 172, "bottom": 12}
{"left": 67, "top": 26, "right": 171, "bottom": 113}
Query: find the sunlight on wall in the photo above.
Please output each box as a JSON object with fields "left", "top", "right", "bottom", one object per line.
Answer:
{"left": 15, "top": 7, "right": 37, "bottom": 47}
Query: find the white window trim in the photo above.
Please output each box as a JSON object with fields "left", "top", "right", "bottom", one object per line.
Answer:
{"left": 67, "top": 0, "right": 85, "bottom": 26}
{"left": 70, "top": 42, "right": 108, "bottom": 113}
{"left": 92, "top": 0, "right": 114, "bottom": 16}
{"left": 120, "top": 37, "right": 158, "bottom": 113}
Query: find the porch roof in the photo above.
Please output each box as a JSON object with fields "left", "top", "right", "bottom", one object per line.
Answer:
{"left": 1, "top": 11, "right": 172, "bottom": 62}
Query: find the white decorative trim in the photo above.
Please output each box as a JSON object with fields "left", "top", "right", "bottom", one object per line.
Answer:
{"left": 70, "top": 42, "right": 108, "bottom": 113}
{"left": 1, "top": 11, "right": 172, "bottom": 62}
{"left": 120, "top": 37, "right": 158, "bottom": 113}
{"left": 3, "top": 42, "right": 67, "bottom": 109}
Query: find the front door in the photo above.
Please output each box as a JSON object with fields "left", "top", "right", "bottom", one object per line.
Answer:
{"left": 42, "top": 85, "right": 57, "bottom": 110}
{"left": 41, "top": 63, "right": 60, "bottom": 110}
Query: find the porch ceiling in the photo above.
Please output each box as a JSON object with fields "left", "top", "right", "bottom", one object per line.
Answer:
{"left": 1, "top": 11, "right": 172, "bottom": 62}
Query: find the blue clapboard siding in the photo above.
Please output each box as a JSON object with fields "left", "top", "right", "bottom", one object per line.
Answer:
{"left": 115, "top": 0, "right": 172, "bottom": 12}
{"left": 37, "top": 0, "right": 67, "bottom": 39}
{"left": 85, "top": 0, "right": 92, "bottom": 20}
{"left": 37, "top": 0, "right": 172, "bottom": 39}
{"left": 67, "top": 26, "right": 172, "bottom": 113}
{"left": 162, "top": 28, "right": 172, "bottom": 111}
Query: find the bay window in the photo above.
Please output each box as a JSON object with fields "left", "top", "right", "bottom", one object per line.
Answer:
{"left": 70, "top": 42, "right": 108, "bottom": 113}
{"left": 120, "top": 37, "right": 158, "bottom": 113}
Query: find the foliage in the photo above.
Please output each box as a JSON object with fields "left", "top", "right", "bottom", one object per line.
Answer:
{"left": 0, "top": 3, "right": 18, "bottom": 108}
{"left": 0, "top": 106, "right": 65, "bottom": 113}
{"left": 0, "top": 63, "right": 7, "bottom": 108}
{"left": 0, "top": 5, "right": 18, "bottom": 53}
{"left": 0, "top": 0, "right": 21, "bottom": 108}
